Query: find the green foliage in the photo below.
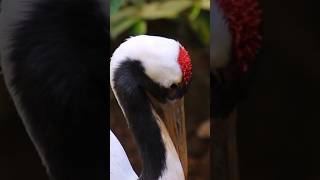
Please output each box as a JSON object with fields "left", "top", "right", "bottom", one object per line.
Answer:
{"left": 110, "top": 0, "right": 125, "bottom": 15}
{"left": 110, "top": 0, "right": 210, "bottom": 46}
{"left": 130, "top": 20, "right": 147, "bottom": 35}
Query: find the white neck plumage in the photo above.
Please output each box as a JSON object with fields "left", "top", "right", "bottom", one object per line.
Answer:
{"left": 153, "top": 109, "right": 185, "bottom": 180}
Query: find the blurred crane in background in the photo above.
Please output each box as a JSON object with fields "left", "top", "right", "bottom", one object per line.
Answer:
{"left": 212, "top": 0, "right": 262, "bottom": 179}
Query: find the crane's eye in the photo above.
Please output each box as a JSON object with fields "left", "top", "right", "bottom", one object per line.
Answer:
{"left": 170, "top": 84, "right": 178, "bottom": 89}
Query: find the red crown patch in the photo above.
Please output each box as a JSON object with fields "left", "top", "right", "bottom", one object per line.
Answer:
{"left": 178, "top": 45, "right": 192, "bottom": 85}
{"left": 218, "top": 0, "right": 262, "bottom": 72}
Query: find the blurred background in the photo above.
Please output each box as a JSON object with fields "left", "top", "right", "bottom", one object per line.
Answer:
{"left": 110, "top": 0, "right": 210, "bottom": 179}
{"left": 236, "top": 0, "right": 320, "bottom": 180}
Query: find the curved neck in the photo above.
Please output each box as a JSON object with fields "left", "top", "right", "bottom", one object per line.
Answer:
{"left": 112, "top": 60, "right": 167, "bottom": 180}
{"left": 154, "top": 112, "right": 185, "bottom": 180}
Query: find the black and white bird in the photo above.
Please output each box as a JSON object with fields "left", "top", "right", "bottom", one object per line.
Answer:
{"left": 110, "top": 35, "right": 192, "bottom": 180}
{"left": 0, "top": 0, "right": 108, "bottom": 179}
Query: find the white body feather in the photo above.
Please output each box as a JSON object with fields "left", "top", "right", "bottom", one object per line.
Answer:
{"left": 110, "top": 130, "right": 138, "bottom": 180}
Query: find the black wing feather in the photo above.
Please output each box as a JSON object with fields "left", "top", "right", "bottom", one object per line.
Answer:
{"left": 1, "top": 0, "right": 108, "bottom": 179}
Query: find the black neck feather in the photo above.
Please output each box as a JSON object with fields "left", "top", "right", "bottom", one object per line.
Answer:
{"left": 112, "top": 60, "right": 166, "bottom": 180}
{"left": 2, "top": 0, "right": 108, "bottom": 179}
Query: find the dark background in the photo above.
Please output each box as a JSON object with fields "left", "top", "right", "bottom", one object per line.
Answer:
{"left": 238, "top": 0, "right": 320, "bottom": 180}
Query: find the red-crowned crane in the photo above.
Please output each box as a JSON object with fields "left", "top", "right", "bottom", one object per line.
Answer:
{"left": 212, "top": 0, "right": 262, "bottom": 179}
{"left": 110, "top": 35, "right": 191, "bottom": 180}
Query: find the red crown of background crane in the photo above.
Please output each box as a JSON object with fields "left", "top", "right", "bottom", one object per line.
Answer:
{"left": 218, "top": 0, "right": 262, "bottom": 73}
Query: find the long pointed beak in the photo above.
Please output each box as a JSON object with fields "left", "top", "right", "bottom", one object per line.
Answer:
{"left": 149, "top": 94, "right": 188, "bottom": 178}
{"left": 161, "top": 99, "right": 188, "bottom": 178}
